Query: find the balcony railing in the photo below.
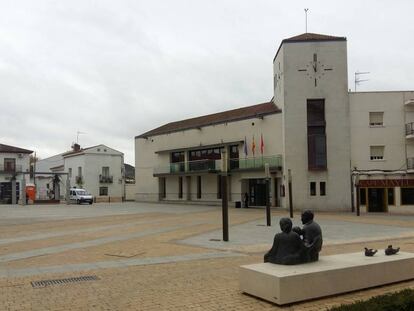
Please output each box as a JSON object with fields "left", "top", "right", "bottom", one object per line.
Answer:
{"left": 0, "top": 164, "right": 23, "bottom": 173}
{"left": 408, "top": 158, "right": 414, "bottom": 170}
{"left": 230, "top": 155, "right": 282, "bottom": 171}
{"left": 406, "top": 122, "right": 414, "bottom": 136}
{"left": 188, "top": 159, "right": 220, "bottom": 172}
{"left": 153, "top": 155, "right": 282, "bottom": 175}
{"left": 75, "top": 176, "right": 83, "bottom": 185}
{"left": 99, "top": 175, "right": 113, "bottom": 183}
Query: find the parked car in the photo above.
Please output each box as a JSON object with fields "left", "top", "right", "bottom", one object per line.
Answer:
{"left": 69, "top": 188, "right": 93, "bottom": 204}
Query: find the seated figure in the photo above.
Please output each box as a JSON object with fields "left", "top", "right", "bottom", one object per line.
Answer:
{"left": 293, "top": 210, "right": 323, "bottom": 262}
{"left": 264, "top": 218, "right": 304, "bottom": 265}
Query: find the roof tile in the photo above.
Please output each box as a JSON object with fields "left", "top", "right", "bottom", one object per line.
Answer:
{"left": 136, "top": 101, "right": 280, "bottom": 138}
{"left": 0, "top": 144, "right": 33, "bottom": 154}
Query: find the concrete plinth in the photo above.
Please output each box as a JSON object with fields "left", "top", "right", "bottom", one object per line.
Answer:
{"left": 240, "top": 251, "right": 414, "bottom": 305}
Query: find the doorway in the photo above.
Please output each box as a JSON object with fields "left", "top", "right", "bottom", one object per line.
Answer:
{"left": 367, "top": 188, "right": 387, "bottom": 212}
{"left": 249, "top": 179, "right": 267, "bottom": 206}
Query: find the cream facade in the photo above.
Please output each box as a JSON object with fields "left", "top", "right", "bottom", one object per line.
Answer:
{"left": 350, "top": 91, "right": 414, "bottom": 213}
{"left": 135, "top": 112, "right": 284, "bottom": 206}
{"left": 134, "top": 33, "right": 414, "bottom": 213}
{"left": 36, "top": 144, "right": 125, "bottom": 201}
{"left": 0, "top": 144, "right": 32, "bottom": 204}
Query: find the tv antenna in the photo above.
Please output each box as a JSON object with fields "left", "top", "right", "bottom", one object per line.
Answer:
{"left": 354, "top": 71, "right": 370, "bottom": 91}
{"left": 76, "top": 131, "right": 87, "bottom": 144}
{"left": 304, "top": 8, "right": 309, "bottom": 33}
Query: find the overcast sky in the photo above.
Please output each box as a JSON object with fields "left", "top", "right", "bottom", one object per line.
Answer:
{"left": 1, "top": 0, "right": 414, "bottom": 164}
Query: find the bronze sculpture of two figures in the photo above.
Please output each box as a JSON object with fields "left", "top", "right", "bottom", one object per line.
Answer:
{"left": 264, "top": 210, "right": 323, "bottom": 265}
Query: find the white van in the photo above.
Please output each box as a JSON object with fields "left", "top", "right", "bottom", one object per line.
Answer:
{"left": 69, "top": 188, "right": 93, "bottom": 205}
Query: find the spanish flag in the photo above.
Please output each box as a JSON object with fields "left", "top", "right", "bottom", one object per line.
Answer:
{"left": 252, "top": 135, "right": 256, "bottom": 156}
{"left": 260, "top": 134, "right": 264, "bottom": 155}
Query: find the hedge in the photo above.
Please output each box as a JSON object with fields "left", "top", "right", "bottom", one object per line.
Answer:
{"left": 327, "top": 289, "right": 414, "bottom": 311}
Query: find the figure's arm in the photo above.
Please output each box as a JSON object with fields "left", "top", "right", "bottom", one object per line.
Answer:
{"left": 264, "top": 236, "right": 280, "bottom": 262}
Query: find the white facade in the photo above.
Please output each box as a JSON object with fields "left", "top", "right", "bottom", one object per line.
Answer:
{"left": 134, "top": 33, "right": 414, "bottom": 213}
{"left": 350, "top": 91, "right": 414, "bottom": 213}
{"left": 0, "top": 144, "right": 32, "bottom": 204}
{"left": 275, "top": 38, "right": 351, "bottom": 211}
{"left": 36, "top": 144, "right": 125, "bottom": 201}
{"left": 135, "top": 113, "right": 283, "bottom": 205}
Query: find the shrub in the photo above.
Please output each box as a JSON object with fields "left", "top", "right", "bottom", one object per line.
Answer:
{"left": 327, "top": 289, "right": 414, "bottom": 311}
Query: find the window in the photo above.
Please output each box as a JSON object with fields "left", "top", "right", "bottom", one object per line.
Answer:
{"left": 387, "top": 188, "right": 395, "bottom": 205}
{"left": 307, "top": 99, "right": 327, "bottom": 170}
{"left": 370, "top": 146, "right": 384, "bottom": 160}
{"left": 178, "top": 177, "right": 183, "bottom": 199}
{"left": 171, "top": 152, "right": 184, "bottom": 163}
{"left": 401, "top": 188, "right": 414, "bottom": 205}
{"left": 320, "top": 182, "right": 326, "bottom": 196}
{"left": 78, "top": 166, "right": 82, "bottom": 177}
{"left": 102, "top": 166, "right": 110, "bottom": 177}
{"left": 369, "top": 112, "right": 384, "bottom": 127}
{"left": 310, "top": 182, "right": 316, "bottom": 196}
{"left": 68, "top": 168, "right": 72, "bottom": 178}
{"left": 4, "top": 158, "right": 16, "bottom": 172}
{"left": 99, "top": 187, "right": 108, "bottom": 196}
{"left": 197, "top": 176, "right": 201, "bottom": 199}
{"left": 217, "top": 175, "right": 222, "bottom": 199}
{"left": 229, "top": 145, "right": 239, "bottom": 169}
{"left": 360, "top": 188, "right": 366, "bottom": 205}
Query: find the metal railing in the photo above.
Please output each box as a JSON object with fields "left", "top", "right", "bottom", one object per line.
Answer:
{"left": 99, "top": 175, "right": 113, "bottom": 183}
{"left": 406, "top": 122, "right": 414, "bottom": 136}
{"left": 408, "top": 157, "right": 414, "bottom": 170}
{"left": 75, "top": 176, "right": 83, "bottom": 185}
{"left": 0, "top": 164, "right": 23, "bottom": 173}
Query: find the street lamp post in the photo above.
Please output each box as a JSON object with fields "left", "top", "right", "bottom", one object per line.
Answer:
{"left": 221, "top": 150, "right": 229, "bottom": 241}
{"left": 355, "top": 174, "right": 360, "bottom": 216}
{"left": 288, "top": 169, "right": 293, "bottom": 218}
{"left": 265, "top": 163, "right": 271, "bottom": 226}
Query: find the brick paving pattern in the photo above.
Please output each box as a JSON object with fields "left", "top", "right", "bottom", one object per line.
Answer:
{"left": 1, "top": 202, "right": 414, "bottom": 310}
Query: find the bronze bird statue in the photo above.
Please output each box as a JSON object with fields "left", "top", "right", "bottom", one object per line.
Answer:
{"left": 385, "top": 245, "right": 400, "bottom": 256}
{"left": 364, "top": 248, "right": 377, "bottom": 257}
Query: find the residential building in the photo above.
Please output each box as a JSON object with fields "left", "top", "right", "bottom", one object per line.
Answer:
{"left": 134, "top": 33, "right": 414, "bottom": 213}
{"left": 0, "top": 143, "right": 33, "bottom": 204}
{"left": 36, "top": 144, "right": 125, "bottom": 202}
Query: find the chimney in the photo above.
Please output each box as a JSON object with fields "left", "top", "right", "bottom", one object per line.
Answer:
{"left": 72, "top": 143, "right": 81, "bottom": 152}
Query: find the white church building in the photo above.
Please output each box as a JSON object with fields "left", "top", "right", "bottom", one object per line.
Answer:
{"left": 134, "top": 33, "right": 414, "bottom": 213}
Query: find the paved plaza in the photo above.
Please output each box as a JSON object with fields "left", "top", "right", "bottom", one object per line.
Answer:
{"left": 1, "top": 203, "right": 414, "bottom": 310}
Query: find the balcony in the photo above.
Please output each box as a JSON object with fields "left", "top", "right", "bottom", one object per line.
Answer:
{"left": 99, "top": 175, "right": 113, "bottom": 183}
{"left": 153, "top": 155, "right": 282, "bottom": 176}
{"left": 408, "top": 158, "right": 414, "bottom": 170}
{"left": 75, "top": 176, "right": 83, "bottom": 185}
{"left": 406, "top": 122, "right": 414, "bottom": 139}
{"left": 230, "top": 155, "right": 283, "bottom": 171}
{"left": 405, "top": 99, "right": 414, "bottom": 106}
{"left": 0, "top": 164, "right": 23, "bottom": 174}
{"left": 188, "top": 159, "right": 220, "bottom": 172}
{"left": 154, "top": 160, "right": 220, "bottom": 175}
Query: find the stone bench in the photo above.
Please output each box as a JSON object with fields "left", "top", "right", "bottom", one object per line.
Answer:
{"left": 240, "top": 251, "right": 414, "bottom": 305}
